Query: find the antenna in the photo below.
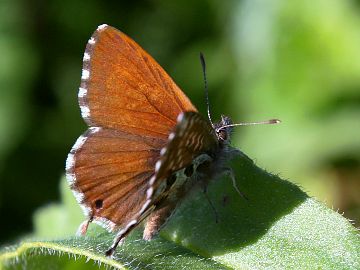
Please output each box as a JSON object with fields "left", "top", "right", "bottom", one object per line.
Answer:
{"left": 199, "top": 53, "right": 214, "bottom": 128}
{"left": 216, "top": 119, "right": 281, "bottom": 133}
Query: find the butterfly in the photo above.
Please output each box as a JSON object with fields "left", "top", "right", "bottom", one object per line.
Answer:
{"left": 66, "top": 24, "right": 280, "bottom": 256}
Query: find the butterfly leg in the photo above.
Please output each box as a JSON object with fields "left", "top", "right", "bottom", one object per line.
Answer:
{"left": 202, "top": 185, "right": 219, "bottom": 223}
{"left": 223, "top": 167, "right": 248, "bottom": 201}
{"left": 76, "top": 216, "right": 93, "bottom": 236}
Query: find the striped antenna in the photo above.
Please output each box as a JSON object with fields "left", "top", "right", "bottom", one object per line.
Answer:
{"left": 216, "top": 119, "right": 281, "bottom": 132}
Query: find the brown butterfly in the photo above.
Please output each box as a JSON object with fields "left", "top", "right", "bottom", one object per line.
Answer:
{"left": 66, "top": 24, "right": 280, "bottom": 256}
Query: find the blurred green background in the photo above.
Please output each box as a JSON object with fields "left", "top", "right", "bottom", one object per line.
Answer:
{"left": 0, "top": 0, "right": 359, "bottom": 245}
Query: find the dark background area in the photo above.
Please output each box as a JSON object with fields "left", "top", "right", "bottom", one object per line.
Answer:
{"left": 0, "top": 0, "right": 359, "bottom": 245}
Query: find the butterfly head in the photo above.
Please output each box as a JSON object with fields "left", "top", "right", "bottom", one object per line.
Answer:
{"left": 214, "top": 115, "right": 233, "bottom": 144}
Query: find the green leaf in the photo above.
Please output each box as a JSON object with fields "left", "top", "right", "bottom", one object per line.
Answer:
{"left": 1, "top": 151, "right": 359, "bottom": 269}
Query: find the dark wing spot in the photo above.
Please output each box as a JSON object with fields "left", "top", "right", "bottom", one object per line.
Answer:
{"left": 184, "top": 164, "right": 194, "bottom": 177}
{"left": 95, "top": 199, "right": 103, "bottom": 209}
{"left": 166, "top": 174, "right": 177, "bottom": 191}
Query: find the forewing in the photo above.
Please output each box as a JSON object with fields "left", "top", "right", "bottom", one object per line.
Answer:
{"left": 66, "top": 127, "right": 165, "bottom": 231}
{"left": 79, "top": 24, "right": 197, "bottom": 139}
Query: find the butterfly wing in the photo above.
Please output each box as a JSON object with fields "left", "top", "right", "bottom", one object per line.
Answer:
{"left": 79, "top": 24, "right": 196, "bottom": 139}
{"left": 66, "top": 127, "right": 163, "bottom": 230}
{"left": 67, "top": 24, "right": 197, "bottom": 233}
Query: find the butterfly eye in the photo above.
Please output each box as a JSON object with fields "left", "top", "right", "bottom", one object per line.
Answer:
{"left": 221, "top": 115, "right": 232, "bottom": 126}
